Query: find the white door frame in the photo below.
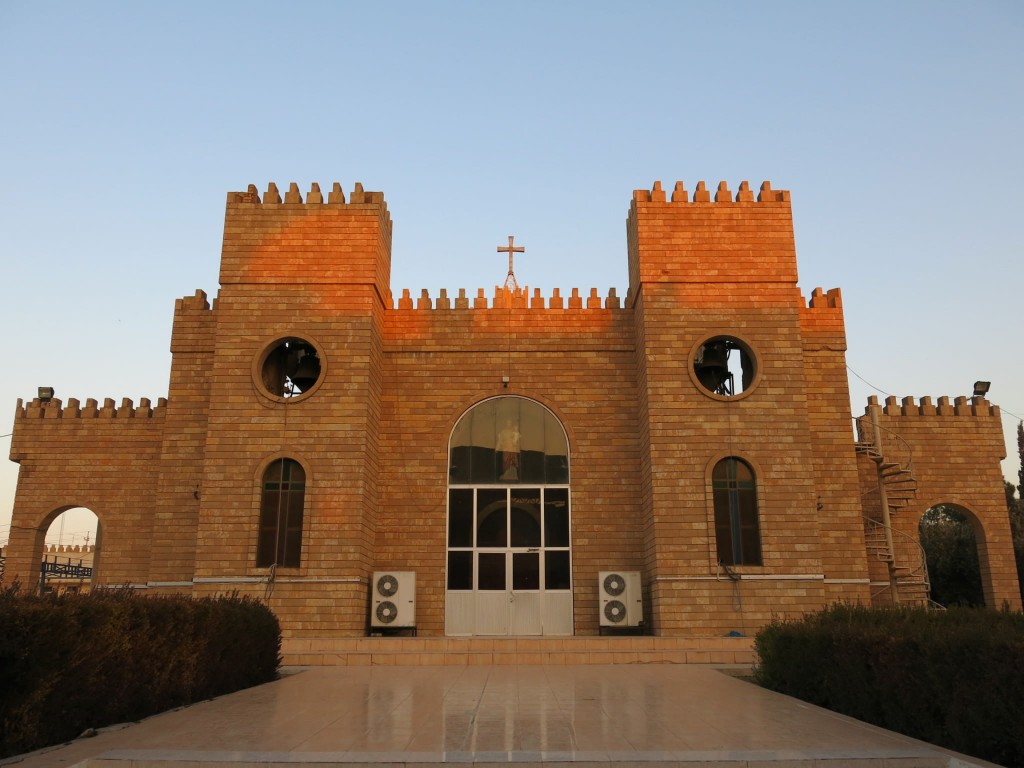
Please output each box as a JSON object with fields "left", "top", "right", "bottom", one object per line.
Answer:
{"left": 445, "top": 486, "right": 572, "bottom": 636}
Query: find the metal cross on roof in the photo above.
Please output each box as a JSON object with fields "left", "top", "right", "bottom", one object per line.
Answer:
{"left": 497, "top": 235, "right": 524, "bottom": 292}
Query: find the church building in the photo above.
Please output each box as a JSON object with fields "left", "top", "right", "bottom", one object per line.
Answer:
{"left": 5, "top": 179, "right": 1019, "bottom": 643}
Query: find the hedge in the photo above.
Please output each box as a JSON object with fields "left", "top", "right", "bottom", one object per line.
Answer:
{"left": 0, "top": 586, "right": 280, "bottom": 758}
{"left": 754, "top": 604, "right": 1024, "bottom": 767}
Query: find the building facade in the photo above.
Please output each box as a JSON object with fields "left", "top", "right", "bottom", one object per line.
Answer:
{"left": 5, "top": 179, "right": 1020, "bottom": 638}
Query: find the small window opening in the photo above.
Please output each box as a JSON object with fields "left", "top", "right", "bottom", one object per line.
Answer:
{"left": 694, "top": 337, "right": 756, "bottom": 397}
{"left": 261, "top": 339, "right": 321, "bottom": 398}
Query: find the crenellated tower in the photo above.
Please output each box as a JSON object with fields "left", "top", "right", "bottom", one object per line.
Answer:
{"left": 191, "top": 182, "right": 394, "bottom": 633}
{"left": 627, "top": 180, "right": 867, "bottom": 632}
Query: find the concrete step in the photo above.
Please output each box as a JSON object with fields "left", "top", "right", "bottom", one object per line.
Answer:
{"left": 281, "top": 635, "right": 756, "bottom": 667}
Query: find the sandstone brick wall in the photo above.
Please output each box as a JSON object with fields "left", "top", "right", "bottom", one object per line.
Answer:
{"left": 6, "top": 179, "right": 1015, "bottom": 641}
{"left": 6, "top": 397, "right": 163, "bottom": 588}
{"left": 190, "top": 183, "right": 392, "bottom": 634}
{"left": 378, "top": 298, "right": 643, "bottom": 635}
{"left": 627, "top": 180, "right": 844, "bottom": 634}
{"left": 862, "top": 395, "right": 1020, "bottom": 609}
{"left": 147, "top": 289, "right": 213, "bottom": 590}
{"left": 800, "top": 288, "right": 872, "bottom": 603}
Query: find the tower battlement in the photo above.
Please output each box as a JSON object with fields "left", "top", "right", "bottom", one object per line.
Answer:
{"left": 871, "top": 394, "right": 1001, "bottom": 419}
{"left": 631, "top": 179, "right": 790, "bottom": 204}
{"left": 806, "top": 287, "right": 843, "bottom": 309}
{"left": 800, "top": 288, "right": 846, "bottom": 346}
{"left": 394, "top": 286, "right": 623, "bottom": 310}
{"left": 219, "top": 181, "right": 392, "bottom": 299}
{"left": 15, "top": 396, "right": 166, "bottom": 421}
{"left": 175, "top": 288, "right": 211, "bottom": 312}
{"left": 227, "top": 181, "right": 387, "bottom": 211}
{"left": 627, "top": 179, "right": 798, "bottom": 303}
{"left": 45, "top": 544, "right": 96, "bottom": 555}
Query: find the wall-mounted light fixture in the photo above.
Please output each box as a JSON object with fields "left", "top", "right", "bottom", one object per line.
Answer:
{"left": 972, "top": 381, "right": 991, "bottom": 398}
{"left": 38, "top": 387, "right": 55, "bottom": 403}
{"left": 502, "top": 376, "right": 510, "bottom": 389}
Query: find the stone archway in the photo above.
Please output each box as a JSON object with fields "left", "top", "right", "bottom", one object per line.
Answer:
{"left": 2, "top": 506, "right": 103, "bottom": 595}
{"left": 40, "top": 507, "right": 100, "bottom": 595}
{"left": 919, "top": 504, "right": 984, "bottom": 607}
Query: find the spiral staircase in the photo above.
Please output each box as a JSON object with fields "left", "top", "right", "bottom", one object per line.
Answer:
{"left": 854, "top": 415, "right": 935, "bottom": 607}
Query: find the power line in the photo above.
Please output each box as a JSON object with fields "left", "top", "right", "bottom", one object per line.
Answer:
{"left": 846, "top": 365, "right": 893, "bottom": 397}
{"left": 847, "top": 365, "right": 1023, "bottom": 431}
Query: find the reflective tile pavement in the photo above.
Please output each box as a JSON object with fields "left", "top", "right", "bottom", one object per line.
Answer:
{"left": 5, "top": 665, "right": 998, "bottom": 767}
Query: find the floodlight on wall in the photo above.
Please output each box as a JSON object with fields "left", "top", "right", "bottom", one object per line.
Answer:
{"left": 38, "top": 387, "right": 55, "bottom": 403}
{"left": 973, "top": 381, "right": 991, "bottom": 398}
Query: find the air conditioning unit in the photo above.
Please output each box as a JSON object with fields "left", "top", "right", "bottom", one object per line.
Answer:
{"left": 598, "top": 571, "right": 642, "bottom": 627}
{"left": 371, "top": 571, "right": 416, "bottom": 628}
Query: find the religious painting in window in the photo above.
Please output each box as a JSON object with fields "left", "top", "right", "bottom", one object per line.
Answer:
{"left": 712, "top": 457, "right": 762, "bottom": 566}
{"left": 256, "top": 458, "right": 306, "bottom": 568}
{"left": 448, "top": 397, "right": 569, "bottom": 485}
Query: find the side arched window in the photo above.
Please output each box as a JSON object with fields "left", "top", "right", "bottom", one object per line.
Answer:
{"left": 257, "top": 458, "right": 305, "bottom": 568}
{"left": 712, "top": 457, "right": 762, "bottom": 566}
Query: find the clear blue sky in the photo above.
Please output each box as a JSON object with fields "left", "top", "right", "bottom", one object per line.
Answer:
{"left": 1, "top": 1, "right": 1022, "bottom": 546}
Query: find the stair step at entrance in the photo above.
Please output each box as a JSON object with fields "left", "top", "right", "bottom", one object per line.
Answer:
{"left": 281, "top": 635, "right": 756, "bottom": 667}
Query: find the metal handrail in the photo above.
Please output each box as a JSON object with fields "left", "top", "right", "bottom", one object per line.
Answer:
{"left": 853, "top": 415, "right": 915, "bottom": 478}
{"left": 862, "top": 516, "right": 933, "bottom": 605}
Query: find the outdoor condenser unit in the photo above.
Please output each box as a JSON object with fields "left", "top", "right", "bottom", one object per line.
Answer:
{"left": 370, "top": 571, "right": 416, "bottom": 628}
{"left": 598, "top": 571, "right": 642, "bottom": 627}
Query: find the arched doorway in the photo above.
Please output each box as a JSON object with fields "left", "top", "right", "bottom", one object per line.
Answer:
{"left": 41, "top": 507, "right": 100, "bottom": 595}
{"left": 445, "top": 396, "right": 572, "bottom": 636}
{"left": 919, "top": 504, "right": 984, "bottom": 607}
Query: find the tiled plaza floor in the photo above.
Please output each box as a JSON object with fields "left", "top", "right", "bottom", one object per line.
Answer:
{"left": 4, "top": 665, "right": 998, "bottom": 767}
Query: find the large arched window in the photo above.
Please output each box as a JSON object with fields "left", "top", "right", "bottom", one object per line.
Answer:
{"left": 257, "top": 458, "right": 306, "bottom": 568}
{"left": 449, "top": 396, "right": 568, "bottom": 485}
{"left": 446, "top": 397, "right": 572, "bottom": 636}
{"left": 712, "top": 457, "right": 761, "bottom": 566}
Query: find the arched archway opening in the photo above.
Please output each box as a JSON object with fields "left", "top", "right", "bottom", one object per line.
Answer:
{"left": 919, "top": 504, "right": 984, "bottom": 607}
{"left": 41, "top": 507, "right": 100, "bottom": 595}
{"left": 446, "top": 396, "right": 571, "bottom": 636}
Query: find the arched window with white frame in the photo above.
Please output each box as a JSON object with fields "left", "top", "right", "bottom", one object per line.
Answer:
{"left": 446, "top": 396, "right": 572, "bottom": 636}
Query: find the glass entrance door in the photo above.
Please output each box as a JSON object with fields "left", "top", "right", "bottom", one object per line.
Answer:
{"left": 476, "top": 547, "right": 541, "bottom": 635}
{"left": 446, "top": 487, "right": 571, "bottom": 635}
{"left": 446, "top": 396, "right": 572, "bottom": 636}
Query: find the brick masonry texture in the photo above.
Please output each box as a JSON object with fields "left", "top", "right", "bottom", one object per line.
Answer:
{"left": 5, "top": 179, "right": 1019, "bottom": 641}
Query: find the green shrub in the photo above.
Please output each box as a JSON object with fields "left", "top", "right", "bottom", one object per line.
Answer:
{"left": 755, "top": 604, "right": 1024, "bottom": 767}
{"left": 0, "top": 586, "right": 280, "bottom": 758}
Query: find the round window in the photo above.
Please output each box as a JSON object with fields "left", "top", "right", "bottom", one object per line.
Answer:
{"left": 255, "top": 337, "right": 324, "bottom": 401}
{"left": 690, "top": 335, "right": 759, "bottom": 399}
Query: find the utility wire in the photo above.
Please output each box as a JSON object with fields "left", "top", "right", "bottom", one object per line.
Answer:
{"left": 847, "top": 364, "right": 1023, "bottom": 429}
{"left": 846, "top": 365, "right": 893, "bottom": 397}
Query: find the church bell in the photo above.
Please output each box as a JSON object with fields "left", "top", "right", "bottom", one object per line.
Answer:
{"left": 694, "top": 340, "right": 734, "bottom": 396}
{"left": 286, "top": 347, "right": 321, "bottom": 393}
